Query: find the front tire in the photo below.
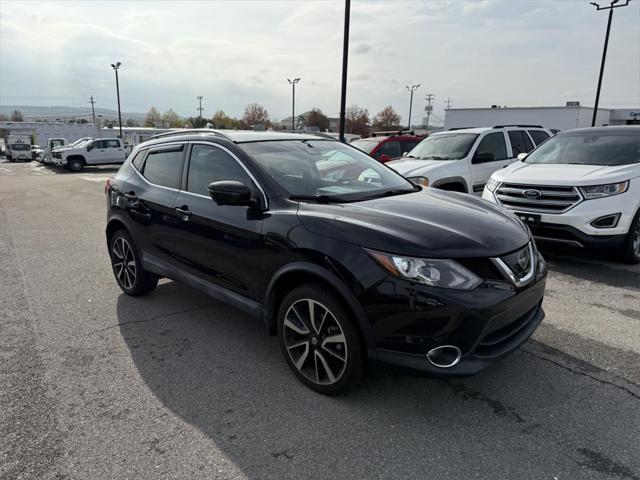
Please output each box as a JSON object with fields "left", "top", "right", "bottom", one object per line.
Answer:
{"left": 277, "top": 285, "right": 365, "bottom": 395}
{"left": 68, "top": 158, "right": 83, "bottom": 172}
{"left": 621, "top": 209, "right": 640, "bottom": 264}
{"left": 109, "top": 229, "right": 158, "bottom": 296}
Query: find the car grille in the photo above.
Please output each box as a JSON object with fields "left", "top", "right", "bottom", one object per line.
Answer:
{"left": 53, "top": 152, "right": 61, "bottom": 159}
{"left": 495, "top": 183, "right": 582, "bottom": 213}
{"left": 474, "top": 303, "right": 541, "bottom": 358}
{"left": 455, "top": 257, "right": 504, "bottom": 281}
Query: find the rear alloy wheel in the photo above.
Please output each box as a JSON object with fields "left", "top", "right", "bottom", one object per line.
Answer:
{"left": 278, "top": 285, "right": 364, "bottom": 395}
{"left": 622, "top": 209, "right": 640, "bottom": 264}
{"left": 109, "top": 229, "right": 158, "bottom": 295}
{"left": 68, "top": 158, "right": 83, "bottom": 172}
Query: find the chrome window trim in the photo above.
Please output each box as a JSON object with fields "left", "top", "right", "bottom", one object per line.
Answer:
{"left": 187, "top": 140, "right": 269, "bottom": 209}
{"left": 490, "top": 242, "right": 536, "bottom": 288}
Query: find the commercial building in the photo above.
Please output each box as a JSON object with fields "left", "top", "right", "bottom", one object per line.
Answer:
{"left": 444, "top": 103, "right": 640, "bottom": 131}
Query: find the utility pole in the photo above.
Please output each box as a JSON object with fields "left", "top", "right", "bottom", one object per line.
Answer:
{"left": 589, "top": 0, "right": 630, "bottom": 127}
{"left": 197, "top": 96, "right": 204, "bottom": 119}
{"left": 338, "top": 0, "right": 351, "bottom": 142}
{"left": 424, "top": 94, "right": 435, "bottom": 132}
{"left": 287, "top": 78, "right": 300, "bottom": 130}
{"left": 110, "top": 62, "right": 123, "bottom": 140}
{"left": 405, "top": 84, "right": 420, "bottom": 130}
{"left": 445, "top": 97, "right": 453, "bottom": 109}
{"left": 89, "top": 96, "right": 96, "bottom": 125}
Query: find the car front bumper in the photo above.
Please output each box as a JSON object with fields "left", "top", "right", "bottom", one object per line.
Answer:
{"left": 360, "top": 272, "right": 546, "bottom": 376}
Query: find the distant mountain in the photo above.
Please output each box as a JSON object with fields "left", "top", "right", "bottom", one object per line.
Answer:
{"left": 0, "top": 105, "right": 147, "bottom": 122}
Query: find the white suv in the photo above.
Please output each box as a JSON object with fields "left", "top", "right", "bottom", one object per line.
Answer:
{"left": 53, "top": 137, "right": 126, "bottom": 171}
{"left": 387, "top": 125, "right": 552, "bottom": 194}
{"left": 483, "top": 126, "right": 640, "bottom": 263}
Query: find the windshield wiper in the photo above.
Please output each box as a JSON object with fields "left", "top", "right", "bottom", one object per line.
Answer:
{"left": 419, "top": 155, "right": 454, "bottom": 160}
{"left": 289, "top": 194, "right": 348, "bottom": 203}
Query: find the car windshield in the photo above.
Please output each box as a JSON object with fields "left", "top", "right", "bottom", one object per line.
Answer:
{"left": 525, "top": 130, "right": 640, "bottom": 166}
{"left": 240, "top": 139, "right": 416, "bottom": 202}
{"left": 407, "top": 133, "right": 479, "bottom": 160}
{"left": 11, "top": 144, "right": 31, "bottom": 151}
{"left": 351, "top": 139, "right": 379, "bottom": 154}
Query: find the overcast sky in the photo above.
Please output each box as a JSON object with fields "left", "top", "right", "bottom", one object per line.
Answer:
{"left": 1, "top": 0, "right": 639, "bottom": 124}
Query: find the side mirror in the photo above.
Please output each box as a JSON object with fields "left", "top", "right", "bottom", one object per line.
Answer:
{"left": 378, "top": 153, "right": 392, "bottom": 163}
{"left": 402, "top": 151, "right": 409, "bottom": 157}
{"left": 208, "top": 181, "right": 255, "bottom": 207}
{"left": 86, "top": 144, "right": 92, "bottom": 152}
{"left": 517, "top": 153, "right": 528, "bottom": 161}
{"left": 474, "top": 151, "right": 494, "bottom": 163}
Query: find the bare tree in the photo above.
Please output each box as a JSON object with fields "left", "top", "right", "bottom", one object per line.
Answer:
{"left": 305, "top": 108, "right": 330, "bottom": 131}
{"left": 162, "top": 109, "right": 182, "bottom": 128}
{"left": 144, "top": 107, "right": 162, "bottom": 127}
{"left": 11, "top": 110, "right": 24, "bottom": 121}
{"left": 372, "top": 106, "right": 401, "bottom": 131}
{"left": 344, "top": 105, "right": 370, "bottom": 136}
{"left": 242, "top": 103, "right": 270, "bottom": 128}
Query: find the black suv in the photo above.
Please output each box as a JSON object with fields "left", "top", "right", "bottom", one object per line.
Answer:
{"left": 106, "top": 130, "right": 547, "bottom": 394}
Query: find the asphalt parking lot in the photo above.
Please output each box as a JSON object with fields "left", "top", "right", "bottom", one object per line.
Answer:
{"left": 1, "top": 159, "right": 639, "bottom": 480}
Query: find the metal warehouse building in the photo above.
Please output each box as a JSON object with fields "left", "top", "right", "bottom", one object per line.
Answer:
{"left": 444, "top": 103, "right": 640, "bottom": 131}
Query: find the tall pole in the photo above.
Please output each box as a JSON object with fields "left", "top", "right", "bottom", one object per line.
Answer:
{"left": 425, "top": 94, "right": 435, "bottom": 132}
{"left": 339, "top": 0, "right": 351, "bottom": 142}
{"left": 589, "top": 0, "right": 631, "bottom": 127}
{"left": 287, "top": 78, "right": 300, "bottom": 130}
{"left": 197, "top": 96, "right": 204, "bottom": 118}
{"left": 405, "top": 84, "right": 420, "bottom": 130}
{"left": 89, "top": 96, "right": 96, "bottom": 125}
{"left": 111, "top": 62, "right": 123, "bottom": 139}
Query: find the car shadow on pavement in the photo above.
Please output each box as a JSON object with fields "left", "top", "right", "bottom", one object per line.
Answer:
{"left": 116, "top": 281, "right": 640, "bottom": 479}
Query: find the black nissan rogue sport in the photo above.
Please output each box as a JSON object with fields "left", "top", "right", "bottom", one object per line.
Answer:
{"left": 106, "top": 129, "right": 546, "bottom": 394}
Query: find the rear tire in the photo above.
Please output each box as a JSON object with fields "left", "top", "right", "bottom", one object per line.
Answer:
{"left": 109, "top": 229, "right": 158, "bottom": 296}
{"left": 277, "top": 284, "right": 365, "bottom": 395}
{"left": 68, "top": 158, "right": 83, "bottom": 172}
{"left": 621, "top": 209, "right": 640, "bottom": 264}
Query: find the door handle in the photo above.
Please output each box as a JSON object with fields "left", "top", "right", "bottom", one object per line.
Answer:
{"left": 123, "top": 191, "right": 137, "bottom": 201}
{"left": 175, "top": 206, "right": 192, "bottom": 221}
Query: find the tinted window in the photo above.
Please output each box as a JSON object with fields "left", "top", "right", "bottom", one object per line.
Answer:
{"left": 107, "top": 139, "right": 120, "bottom": 148}
{"left": 375, "top": 141, "right": 401, "bottom": 159}
{"left": 474, "top": 132, "right": 507, "bottom": 162}
{"left": 508, "top": 130, "right": 533, "bottom": 156}
{"left": 93, "top": 140, "right": 108, "bottom": 149}
{"left": 131, "top": 150, "right": 146, "bottom": 170}
{"left": 528, "top": 130, "right": 550, "bottom": 145}
{"left": 187, "top": 145, "right": 252, "bottom": 196}
{"left": 525, "top": 131, "right": 640, "bottom": 166}
{"left": 401, "top": 140, "right": 419, "bottom": 154}
{"left": 141, "top": 146, "right": 185, "bottom": 188}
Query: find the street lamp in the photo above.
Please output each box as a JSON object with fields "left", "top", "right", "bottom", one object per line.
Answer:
{"left": 110, "top": 62, "right": 123, "bottom": 139}
{"left": 589, "top": 0, "right": 631, "bottom": 127}
{"left": 287, "top": 78, "right": 301, "bottom": 130}
{"left": 405, "top": 84, "right": 420, "bottom": 130}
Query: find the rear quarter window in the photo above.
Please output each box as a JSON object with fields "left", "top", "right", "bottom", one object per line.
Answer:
{"left": 141, "top": 145, "right": 185, "bottom": 189}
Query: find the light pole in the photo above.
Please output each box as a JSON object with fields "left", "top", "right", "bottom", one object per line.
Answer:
{"left": 287, "top": 78, "right": 300, "bottom": 130}
{"left": 405, "top": 84, "right": 420, "bottom": 130}
{"left": 197, "top": 96, "right": 204, "bottom": 119}
{"left": 110, "top": 62, "right": 123, "bottom": 139}
{"left": 589, "top": 0, "right": 631, "bottom": 127}
{"left": 339, "top": 0, "right": 351, "bottom": 142}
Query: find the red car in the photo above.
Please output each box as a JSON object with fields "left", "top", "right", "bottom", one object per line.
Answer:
{"left": 351, "top": 131, "right": 425, "bottom": 163}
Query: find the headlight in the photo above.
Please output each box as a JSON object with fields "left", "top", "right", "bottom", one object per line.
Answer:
{"left": 367, "top": 250, "right": 482, "bottom": 290}
{"left": 580, "top": 181, "right": 629, "bottom": 199}
{"left": 407, "top": 176, "right": 429, "bottom": 187}
{"left": 485, "top": 177, "right": 500, "bottom": 192}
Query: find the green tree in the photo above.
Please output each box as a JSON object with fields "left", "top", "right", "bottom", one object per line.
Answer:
{"left": 144, "top": 107, "right": 162, "bottom": 127}
{"left": 162, "top": 109, "right": 182, "bottom": 128}
{"left": 241, "top": 103, "right": 270, "bottom": 128}
{"left": 372, "top": 106, "right": 401, "bottom": 131}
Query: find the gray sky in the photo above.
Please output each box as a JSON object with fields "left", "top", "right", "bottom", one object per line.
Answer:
{"left": 1, "top": 0, "right": 639, "bottom": 124}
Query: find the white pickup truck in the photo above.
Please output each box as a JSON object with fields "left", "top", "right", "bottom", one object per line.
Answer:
{"left": 52, "top": 138, "right": 126, "bottom": 172}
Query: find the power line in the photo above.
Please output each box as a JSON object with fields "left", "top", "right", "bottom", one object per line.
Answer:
{"left": 445, "top": 97, "right": 453, "bottom": 109}
{"left": 89, "top": 96, "right": 96, "bottom": 125}
{"left": 424, "top": 94, "right": 435, "bottom": 131}
{"left": 197, "top": 96, "right": 204, "bottom": 118}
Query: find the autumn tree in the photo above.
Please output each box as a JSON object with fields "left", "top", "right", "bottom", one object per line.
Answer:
{"left": 242, "top": 103, "right": 270, "bottom": 128}
{"left": 144, "top": 107, "right": 161, "bottom": 127}
{"left": 162, "top": 109, "right": 182, "bottom": 128}
{"left": 372, "top": 106, "right": 401, "bottom": 131}
{"left": 305, "top": 108, "right": 330, "bottom": 131}
{"left": 210, "top": 110, "right": 242, "bottom": 129}
{"left": 344, "top": 105, "right": 370, "bottom": 136}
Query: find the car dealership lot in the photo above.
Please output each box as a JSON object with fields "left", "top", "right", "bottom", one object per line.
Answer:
{"left": 1, "top": 160, "right": 639, "bottom": 479}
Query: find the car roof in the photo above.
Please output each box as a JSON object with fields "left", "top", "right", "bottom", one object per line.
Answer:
{"left": 561, "top": 125, "right": 640, "bottom": 134}
{"left": 146, "top": 129, "right": 328, "bottom": 144}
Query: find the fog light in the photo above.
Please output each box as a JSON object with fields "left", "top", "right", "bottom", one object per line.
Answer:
{"left": 590, "top": 213, "right": 621, "bottom": 229}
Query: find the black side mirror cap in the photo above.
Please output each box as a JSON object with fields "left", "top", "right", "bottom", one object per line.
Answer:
{"left": 208, "top": 180, "right": 256, "bottom": 207}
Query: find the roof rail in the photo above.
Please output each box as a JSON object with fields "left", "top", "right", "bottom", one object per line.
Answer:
{"left": 371, "top": 130, "right": 416, "bottom": 137}
{"left": 492, "top": 124, "right": 544, "bottom": 129}
{"left": 448, "top": 127, "right": 475, "bottom": 130}
{"left": 280, "top": 129, "right": 336, "bottom": 140}
{"left": 147, "top": 128, "right": 232, "bottom": 141}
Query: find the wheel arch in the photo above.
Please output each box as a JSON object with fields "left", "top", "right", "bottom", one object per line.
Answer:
{"left": 263, "top": 262, "right": 377, "bottom": 358}
{"left": 66, "top": 155, "right": 86, "bottom": 165}
{"left": 431, "top": 176, "right": 469, "bottom": 192}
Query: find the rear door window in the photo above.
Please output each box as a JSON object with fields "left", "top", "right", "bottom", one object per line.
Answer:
{"left": 508, "top": 130, "right": 533, "bottom": 156}
{"left": 141, "top": 145, "right": 185, "bottom": 189}
{"left": 528, "top": 130, "right": 550, "bottom": 146}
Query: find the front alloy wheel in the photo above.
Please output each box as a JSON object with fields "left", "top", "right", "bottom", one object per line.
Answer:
{"left": 622, "top": 209, "right": 640, "bottom": 264}
{"left": 278, "top": 285, "right": 364, "bottom": 395}
{"left": 109, "top": 229, "right": 158, "bottom": 295}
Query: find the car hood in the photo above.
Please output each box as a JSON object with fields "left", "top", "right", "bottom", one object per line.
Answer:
{"left": 387, "top": 158, "right": 458, "bottom": 177}
{"left": 297, "top": 189, "right": 529, "bottom": 258}
{"left": 493, "top": 161, "right": 640, "bottom": 186}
